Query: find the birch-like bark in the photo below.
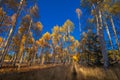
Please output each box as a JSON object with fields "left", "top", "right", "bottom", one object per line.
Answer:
{"left": 98, "top": 10, "right": 109, "bottom": 68}
{"left": 110, "top": 16, "right": 120, "bottom": 55}
{"left": 0, "top": 0, "right": 24, "bottom": 68}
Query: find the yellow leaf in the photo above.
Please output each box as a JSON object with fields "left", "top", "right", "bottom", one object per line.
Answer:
{"left": 24, "top": 14, "right": 31, "bottom": 20}
{"left": 73, "top": 55, "right": 78, "bottom": 61}
{"left": 29, "top": 37, "right": 34, "bottom": 44}
{"left": 60, "top": 27, "right": 64, "bottom": 32}
{"left": 74, "top": 40, "right": 79, "bottom": 47}
{"left": 0, "top": 7, "right": 4, "bottom": 16}
{"left": 43, "top": 32, "right": 51, "bottom": 40}
{"left": 36, "top": 22, "right": 42, "bottom": 31}
{"left": 36, "top": 40, "right": 40, "bottom": 45}
{"left": 21, "top": 35, "right": 26, "bottom": 43}
{"left": 18, "top": 27, "right": 25, "bottom": 34}
{"left": 39, "top": 38, "right": 45, "bottom": 47}
{"left": 53, "top": 26, "right": 59, "bottom": 33}
{"left": 63, "top": 19, "right": 74, "bottom": 32}
{"left": 0, "top": 37, "right": 3, "bottom": 42}
{"left": 63, "top": 35, "right": 68, "bottom": 41}
{"left": 70, "top": 36, "right": 74, "bottom": 42}
{"left": 51, "top": 33, "right": 57, "bottom": 38}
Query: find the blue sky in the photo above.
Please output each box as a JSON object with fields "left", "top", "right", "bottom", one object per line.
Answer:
{"left": 38, "top": 0, "right": 83, "bottom": 40}
{"left": 37, "top": 0, "right": 120, "bottom": 50}
{"left": 1, "top": 0, "right": 88, "bottom": 40}
{"left": 1, "top": 0, "right": 119, "bottom": 50}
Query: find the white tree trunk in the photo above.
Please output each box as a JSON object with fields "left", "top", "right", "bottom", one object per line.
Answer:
{"left": 104, "top": 21, "right": 113, "bottom": 49}
{"left": 95, "top": 15, "right": 100, "bottom": 36}
{"left": 0, "top": 0, "right": 24, "bottom": 68}
{"left": 98, "top": 10, "right": 109, "bottom": 68}
{"left": 110, "top": 16, "right": 120, "bottom": 55}
{"left": 18, "top": 19, "right": 32, "bottom": 68}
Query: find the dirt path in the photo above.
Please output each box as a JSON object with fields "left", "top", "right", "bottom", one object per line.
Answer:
{"left": 1, "top": 63, "right": 119, "bottom": 80}
{"left": 0, "top": 64, "right": 76, "bottom": 80}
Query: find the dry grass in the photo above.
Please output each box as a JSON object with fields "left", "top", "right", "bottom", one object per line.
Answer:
{"left": 0, "top": 64, "right": 71, "bottom": 80}
{"left": 76, "top": 64, "right": 120, "bottom": 80}
{"left": 0, "top": 64, "right": 120, "bottom": 80}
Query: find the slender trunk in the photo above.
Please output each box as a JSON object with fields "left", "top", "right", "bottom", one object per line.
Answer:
{"left": 78, "top": 18, "right": 81, "bottom": 39}
{"left": 29, "top": 44, "right": 37, "bottom": 66}
{"left": 104, "top": 21, "right": 116, "bottom": 60}
{"left": 110, "top": 16, "right": 120, "bottom": 55}
{"left": 0, "top": 0, "right": 24, "bottom": 68}
{"left": 93, "top": 4, "right": 99, "bottom": 36}
{"left": 98, "top": 10, "right": 109, "bottom": 68}
{"left": 18, "top": 19, "right": 32, "bottom": 68}
{"left": 12, "top": 52, "right": 18, "bottom": 66}
{"left": 95, "top": 15, "right": 100, "bottom": 35}
{"left": 104, "top": 22, "right": 113, "bottom": 49}
{"left": 13, "top": 35, "right": 24, "bottom": 66}
{"left": 41, "top": 55, "right": 45, "bottom": 65}
{"left": 79, "top": 18, "right": 81, "bottom": 33}
{"left": 39, "top": 47, "right": 43, "bottom": 64}
{"left": 33, "top": 52, "right": 36, "bottom": 64}
{"left": 52, "top": 44, "right": 56, "bottom": 63}
{"left": 17, "top": 35, "right": 26, "bottom": 69}
{"left": 25, "top": 40, "right": 30, "bottom": 63}
{"left": 32, "top": 45, "right": 37, "bottom": 64}
{"left": 93, "top": 3, "right": 108, "bottom": 67}
{"left": 14, "top": 20, "right": 32, "bottom": 67}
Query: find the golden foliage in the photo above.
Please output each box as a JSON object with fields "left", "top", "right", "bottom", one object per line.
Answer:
{"left": 52, "top": 38, "right": 57, "bottom": 45}
{"left": 5, "top": 54, "right": 11, "bottom": 60}
{"left": 108, "top": 2, "right": 120, "bottom": 14}
{"left": 4, "top": 0, "right": 19, "bottom": 9}
{"left": 39, "top": 38, "right": 45, "bottom": 47}
{"left": 18, "top": 27, "right": 26, "bottom": 34}
{"left": 37, "top": 32, "right": 51, "bottom": 47}
{"left": 28, "top": 37, "right": 34, "bottom": 44}
{"left": 102, "top": 3, "right": 110, "bottom": 10}
{"left": 63, "top": 35, "right": 68, "bottom": 41}
{"left": 0, "top": 7, "right": 4, "bottom": 16}
{"left": 21, "top": 15, "right": 31, "bottom": 28}
{"left": 70, "top": 36, "right": 74, "bottom": 42}
{"left": 74, "top": 40, "right": 79, "bottom": 47}
{"left": 12, "top": 36, "right": 20, "bottom": 46}
{"left": 51, "top": 33, "right": 62, "bottom": 45}
{"left": 18, "top": 35, "right": 26, "bottom": 56}
{"left": 36, "top": 40, "right": 40, "bottom": 45}
{"left": 51, "top": 33, "right": 57, "bottom": 38}
{"left": 43, "top": 32, "right": 51, "bottom": 40}
{"left": 24, "top": 14, "right": 31, "bottom": 21}
{"left": 70, "top": 45, "right": 75, "bottom": 52}
{"left": 53, "top": 26, "right": 59, "bottom": 33}
{"left": 21, "top": 35, "right": 26, "bottom": 43}
{"left": 0, "top": 37, "right": 3, "bottom": 43}
{"left": 52, "top": 33, "right": 61, "bottom": 39}
{"left": 30, "top": 4, "right": 39, "bottom": 17}
{"left": 63, "top": 19, "right": 74, "bottom": 33}
{"left": 72, "top": 55, "right": 79, "bottom": 61}
{"left": 36, "top": 22, "right": 42, "bottom": 31}
{"left": 60, "top": 27, "right": 64, "bottom": 32}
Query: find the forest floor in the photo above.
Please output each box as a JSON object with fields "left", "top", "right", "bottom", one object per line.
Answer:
{"left": 0, "top": 63, "right": 120, "bottom": 80}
